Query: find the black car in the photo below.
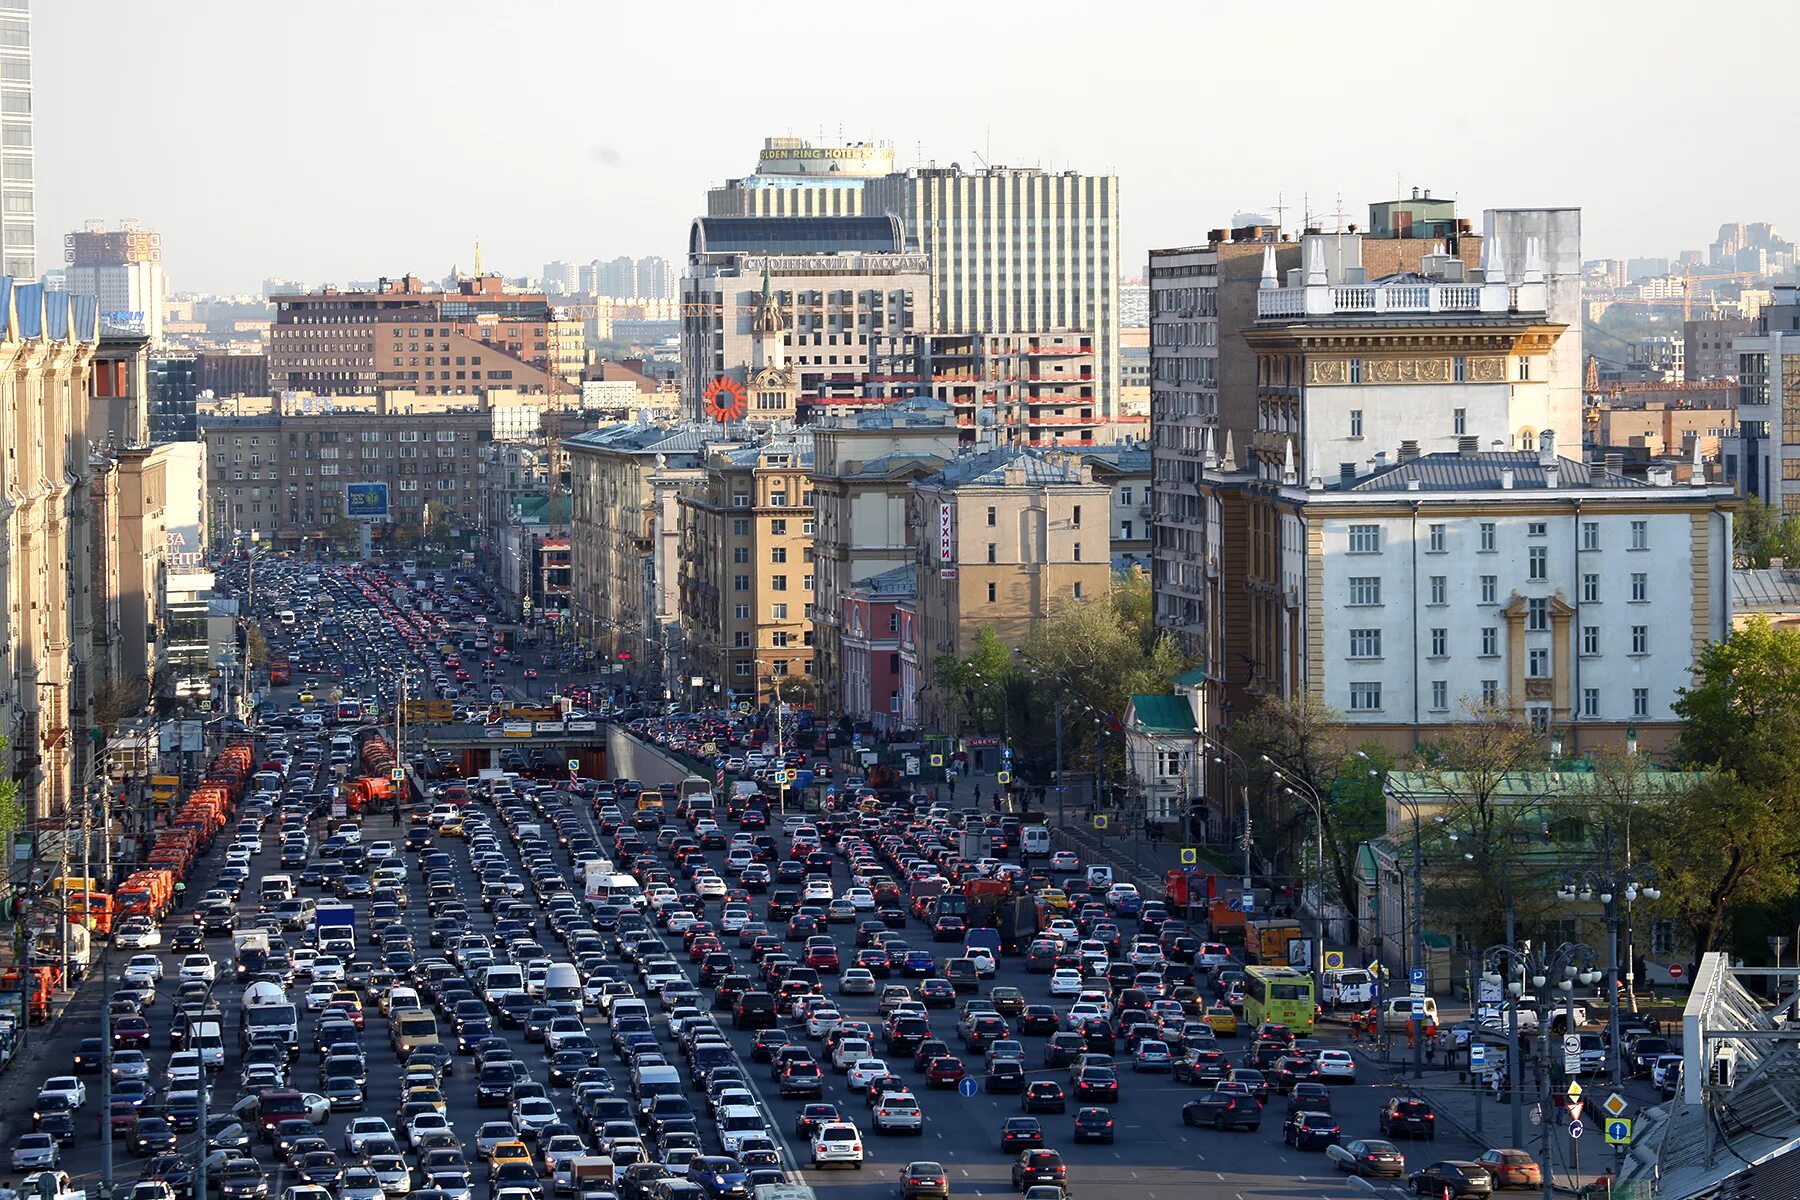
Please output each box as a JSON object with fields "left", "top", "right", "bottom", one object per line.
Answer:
{"left": 133, "top": 1116, "right": 179, "bottom": 1154}
{"left": 1010, "top": 1149, "right": 1067, "bottom": 1190}
{"left": 1072, "top": 1106, "right": 1115, "bottom": 1144}
{"left": 1286, "top": 1082, "right": 1333, "bottom": 1114}
{"left": 1282, "top": 1109, "right": 1341, "bottom": 1150}
{"left": 1408, "top": 1161, "right": 1493, "bottom": 1198}
{"left": 1021, "top": 1081, "right": 1066, "bottom": 1114}
{"left": 1181, "top": 1092, "right": 1261, "bottom": 1131}
{"left": 985, "top": 1061, "right": 1026, "bottom": 1093}
{"left": 1337, "top": 1139, "right": 1406, "bottom": 1179}
{"left": 999, "top": 1117, "right": 1044, "bottom": 1153}
{"left": 171, "top": 926, "right": 207, "bottom": 952}
{"left": 1379, "top": 1097, "right": 1437, "bottom": 1140}
{"left": 73, "top": 1036, "right": 105, "bottom": 1073}
{"left": 1627, "top": 1036, "right": 1676, "bottom": 1078}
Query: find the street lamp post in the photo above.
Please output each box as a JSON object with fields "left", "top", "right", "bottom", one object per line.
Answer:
{"left": 1196, "top": 732, "right": 1249, "bottom": 890}
{"left": 1559, "top": 864, "right": 1660, "bottom": 1083}
{"left": 1365, "top": 759, "right": 1429, "bottom": 1081}
{"left": 1263, "top": 759, "right": 1327, "bottom": 980}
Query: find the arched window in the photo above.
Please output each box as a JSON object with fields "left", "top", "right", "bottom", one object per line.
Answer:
{"left": 1518, "top": 428, "right": 1536, "bottom": 452}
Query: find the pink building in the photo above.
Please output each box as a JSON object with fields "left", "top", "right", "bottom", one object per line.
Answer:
{"left": 840, "top": 566, "right": 915, "bottom": 730}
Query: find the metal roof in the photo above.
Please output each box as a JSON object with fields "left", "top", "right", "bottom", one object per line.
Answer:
{"left": 1733, "top": 568, "right": 1800, "bottom": 612}
{"left": 928, "top": 447, "right": 1085, "bottom": 489}
{"left": 1344, "top": 452, "right": 1645, "bottom": 492}
{"left": 688, "top": 216, "right": 905, "bottom": 257}
{"left": 1126, "top": 695, "right": 1196, "bottom": 734}
{"left": 846, "top": 565, "right": 917, "bottom": 596}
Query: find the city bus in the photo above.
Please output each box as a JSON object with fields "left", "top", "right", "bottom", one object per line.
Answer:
{"left": 1243, "top": 964, "right": 1317, "bottom": 1034}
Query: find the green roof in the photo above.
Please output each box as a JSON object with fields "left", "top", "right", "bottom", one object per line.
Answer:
{"left": 1128, "top": 695, "right": 1196, "bottom": 734}
{"left": 1385, "top": 769, "right": 1707, "bottom": 799}
{"left": 1171, "top": 667, "right": 1207, "bottom": 687}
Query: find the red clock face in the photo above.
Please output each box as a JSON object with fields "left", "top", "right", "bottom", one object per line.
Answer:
{"left": 704, "top": 376, "right": 748, "bottom": 422}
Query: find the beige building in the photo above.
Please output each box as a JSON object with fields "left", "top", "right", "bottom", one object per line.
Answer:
{"left": 677, "top": 433, "right": 817, "bottom": 707}
{"left": 1590, "top": 387, "right": 1736, "bottom": 460}
{"left": 706, "top": 136, "right": 894, "bottom": 218}
{"left": 1, "top": 286, "right": 108, "bottom": 824}
{"left": 565, "top": 424, "right": 730, "bottom": 694}
{"left": 810, "top": 399, "right": 960, "bottom": 715}
{"left": 911, "top": 447, "right": 1113, "bottom": 732}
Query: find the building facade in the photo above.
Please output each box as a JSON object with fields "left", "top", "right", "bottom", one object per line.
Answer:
{"left": 0, "top": 1, "right": 28, "bottom": 280}
{"left": 809, "top": 399, "right": 959, "bottom": 717}
{"left": 1731, "top": 285, "right": 1800, "bottom": 512}
{"left": 148, "top": 355, "right": 198, "bottom": 442}
{"left": 707, "top": 136, "right": 894, "bottom": 218}
{"left": 911, "top": 448, "right": 1113, "bottom": 732}
{"left": 268, "top": 274, "right": 583, "bottom": 397}
{"left": 676, "top": 434, "right": 816, "bottom": 707}
{"left": 839, "top": 565, "right": 914, "bottom": 731}
{"left": 865, "top": 165, "right": 1120, "bottom": 420}
{"left": 65, "top": 220, "right": 165, "bottom": 344}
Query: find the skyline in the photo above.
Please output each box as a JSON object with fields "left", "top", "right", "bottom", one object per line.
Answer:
{"left": 39, "top": 0, "right": 1800, "bottom": 294}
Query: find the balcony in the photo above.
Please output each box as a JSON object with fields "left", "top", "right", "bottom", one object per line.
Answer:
{"left": 1256, "top": 277, "right": 1543, "bottom": 320}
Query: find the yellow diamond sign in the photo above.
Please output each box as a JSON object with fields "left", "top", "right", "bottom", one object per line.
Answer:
{"left": 1568, "top": 1080, "right": 1583, "bottom": 1100}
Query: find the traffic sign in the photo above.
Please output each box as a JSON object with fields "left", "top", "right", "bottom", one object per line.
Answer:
{"left": 996, "top": 770, "right": 1011, "bottom": 785}
{"left": 1092, "top": 814, "right": 1110, "bottom": 831}
{"left": 1410, "top": 967, "right": 1426, "bottom": 995}
{"left": 567, "top": 758, "right": 580, "bottom": 773}
{"left": 1322, "top": 949, "right": 1345, "bottom": 972}
{"left": 1569, "top": 1119, "right": 1584, "bottom": 1140}
{"left": 1226, "top": 895, "right": 1243, "bottom": 912}
{"left": 1568, "top": 1080, "right": 1584, "bottom": 1100}
{"left": 1567, "top": 1100, "right": 1584, "bottom": 1123}
{"left": 1668, "top": 963, "right": 1685, "bottom": 980}
{"left": 1470, "top": 1044, "right": 1487, "bottom": 1068}
{"left": 1605, "top": 1117, "right": 1633, "bottom": 1145}
{"left": 774, "top": 770, "right": 792, "bottom": 785}
{"left": 930, "top": 754, "right": 945, "bottom": 768}
{"left": 390, "top": 767, "right": 405, "bottom": 781}
{"left": 957, "top": 1077, "right": 979, "bottom": 1098}
{"left": 1179, "top": 847, "right": 1198, "bottom": 867}
{"left": 1241, "top": 895, "right": 1256, "bottom": 914}
{"left": 1603, "top": 1093, "right": 1628, "bottom": 1118}
{"left": 1563, "top": 1034, "right": 1582, "bottom": 1054}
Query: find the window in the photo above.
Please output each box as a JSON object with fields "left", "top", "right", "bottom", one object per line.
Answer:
{"left": 1073, "top": 581, "right": 1085, "bottom": 600}
{"left": 1528, "top": 648, "right": 1550, "bottom": 678}
{"left": 771, "top": 603, "right": 788, "bottom": 620}
{"left": 1429, "top": 576, "right": 1447, "bottom": 605}
{"left": 987, "top": 582, "right": 997, "bottom": 603}
{"left": 1479, "top": 522, "right": 1496, "bottom": 552}
{"left": 770, "top": 519, "right": 787, "bottom": 535}
{"left": 732, "top": 547, "right": 749, "bottom": 564}
{"left": 1583, "top": 688, "right": 1600, "bottom": 718}
{"left": 1481, "top": 575, "right": 1498, "bottom": 604}
{"left": 733, "top": 632, "right": 751, "bottom": 649}
{"left": 1630, "top": 520, "right": 1648, "bottom": 550}
{"left": 1072, "top": 542, "right": 1082, "bottom": 562}
{"left": 1633, "top": 688, "right": 1649, "bottom": 717}
{"left": 1454, "top": 405, "right": 1467, "bottom": 432}
{"left": 1517, "top": 356, "right": 1531, "bottom": 381}
{"left": 1430, "top": 628, "right": 1447, "bottom": 657}
{"left": 1349, "top": 357, "right": 1364, "bottom": 384}
{"left": 1121, "top": 486, "right": 1134, "bottom": 506}
{"left": 803, "top": 574, "right": 813, "bottom": 590}
{"left": 1581, "top": 521, "right": 1600, "bottom": 551}
{"left": 733, "top": 575, "right": 749, "bottom": 592}
{"left": 1348, "top": 524, "right": 1381, "bottom": 554}
{"left": 1072, "top": 505, "right": 1082, "bottom": 527}
{"left": 1630, "top": 572, "right": 1648, "bottom": 602}
{"left": 802, "top": 519, "right": 815, "bottom": 535}
{"left": 771, "top": 576, "right": 788, "bottom": 591}
{"left": 734, "top": 662, "right": 751, "bottom": 678}
{"left": 1482, "top": 679, "right": 1499, "bottom": 705}
{"left": 1348, "top": 682, "right": 1381, "bottom": 711}
{"left": 1428, "top": 524, "right": 1446, "bottom": 552}
{"left": 986, "top": 506, "right": 997, "bottom": 527}
{"left": 1529, "top": 521, "right": 1547, "bottom": 538}
{"left": 1348, "top": 577, "right": 1381, "bottom": 606}
{"left": 1431, "top": 680, "right": 1448, "bottom": 710}
{"left": 1481, "top": 627, "right": 1499, "bottom": 657}
{"left": 734, "top": 604, "right": 750, "bottom": 620}
{"left": 1155, "top": 749, "right": 1184, "bottom": 779}
{"left": 1349, "top": 409, "right": 1364, "bottom": 438}
{"left": 889, "top": 613, "right": 899, "bottom": 634}
{"left": 1528, "top": 597, "right": 1549, "bottom": 631}
{"left": 1349, "top": 629, "right": 1382, "bottom": 658}
{"left": 769, "top": 547, "right": 787, "bottom": 564}
{"left": 1631, "top": 625, "right": 1648, "bottom": 654}
{"left": 1583, "top": 626, "right": 1600, "bottom": 656}
{"left": 1529, "top": 546, "right": 1547, "bottom": 580}
{"left": 768, "top": 492, "right": 788, "bottom": 507}
{"left": 1582, "top": 573, "right": 1600, "bottom": 604}
{"left": 731, "top": 494, "right": 750, "bottom": 508}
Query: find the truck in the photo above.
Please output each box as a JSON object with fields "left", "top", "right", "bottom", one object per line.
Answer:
{"left": 581, "top": 860, "right": 619, "bottom": 898}
{"left": 234, "top": 929, "right": 271, "bottom": 977}
{"left": 239, "top": 982, "right": 299, "bottom": 1055}
{"left": 552, "top": 1156, "right": 615, "bottom": 1197}
{"left": 314, "top": 903, "right": 356, "bottom": 950}
{"left": 1245, "top": 918, "right": 1304, "bottom": 965}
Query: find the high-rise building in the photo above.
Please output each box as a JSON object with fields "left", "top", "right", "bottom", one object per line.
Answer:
{"left": 149, "top": 355, "right": 199, "bottom": 443}
{"left": 707, "top": 136, "right": 894, "bottom": 218}
{"left": 65, "top": 220, "right": 166, "bottom": 344}
{"left": 541, "top": 260, "right": 579, "bottom": 295}
{"left": 0, "top": 1, "right": 30, "bottom": 280}
{"left": 864, "top": 164, "right": 1120, "bottom": 419}
{"left": 1732, "top": 285, "right": 1800, "bottom": 512}
{"left": 636, "top": 256, "right": 678, "bottom": 303}
{"left": 597, "top": 257, "right": 637, "bottom": 299}
{"left": 267, "top": 274, "right": 583, "bottom": 396}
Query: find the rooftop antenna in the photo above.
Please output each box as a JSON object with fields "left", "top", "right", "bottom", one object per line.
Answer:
{"left": 1271, "top": 193, "right": 1287, "bottom": 234}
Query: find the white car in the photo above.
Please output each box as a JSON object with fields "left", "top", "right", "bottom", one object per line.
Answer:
{"left": 871, "top": 1090, "right": 923, "bottom": 1134}
{"left": 806, "top": 1007, "right": 843, "bottom": 1039}
{"left": 291, "top": 948, "right": 319, "bottom": 978}
{"left": 843, "top": 888, "right": 876, "bottom": 911}
{"left": 720, "top": 906, "right": 753, "bottom": 933}
{"left": 694, "top": 877, "right": 727, "bottom": 901}
{"left": 1044, "top": 920, "right": 1080, "bottom": 944}
{"left": 114, "top": 920, "right": 163, "bottom": 949}
{"left": 225, "top": 846, "right": 253, "bottom": 868}
{"left": 716, "top": 1106, "right": 768, "bottom": 1155}
{"left": 846, "top": 1059, "right": 890, "bottom": 1090}
{"left": 838, "top": 969, "right": 877, "bottom": 995}
{"left": 312, "top": 956, "right": 345, "bottom": 983}
{"left": 123, "top": 954, "right": 164, "bottom": 983}
{"left": 343, "top": 1117, "right": 394, "bottom": 1156}
{"left": 178, "top": 954, "right": 217, "bottom": 982}
{"left": 966, "top": 948, "right": 997, "bottom": 978}
{"left": 366, "top": 841, "right": 396, "bottom": 864}
{"left": 831, "top": 1038, "right": 872, "bottom": 1071}
{"left": 1315, "top": 1049, "right": 1357, "bottom": 1081}
{"left": 1051, "top": 851, "right": 1081, "bottom": 871}
{"left": 1048, "top": 969, "right": 1084, "bottom": 996}
{"left": 305, "top": 982, "right": 338, "bottom": 1012}
{"left": 802, "top": 880, "right": 835, "bottom": 903}
{"left": 810, "top": 1121, "right": 864, "bottom": 1169}
{"left": 405, "top": 1111, "right": 452, "bottom": 1148}
{"left": 1127, "top": 940, "right": 1165, "bottom": 967}
{"left": 37, "top": 1076, "right": 86, "bottom": 1109}
{"left": 165, "top": 1051, "right": 204, "bottom": 1088}
{"left": 1106, "top": 882, "right": 1140, "bottom": 906}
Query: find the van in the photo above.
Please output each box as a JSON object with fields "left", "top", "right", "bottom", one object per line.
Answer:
{"left": 259, "top": 876, "right": 295, "bottom": 906}
{"left": 482, "top": 966, "right": 526, "bottom": 1008}
{"left": 1383, "top": 996, "right": 1440, "bottom": 1025}
{"left": 544, "top": 964, "right": 582, "bottom": 1008}
{"left": 392, "top": 1011, "right": 440, "bottom": 1056}
{"left": 611, "top": 999, "right": 650, "bottom": 1027}
{"left": 1020, "top": 826, "right": 1051, "bottom": 856}
{"left": 191, "top": 1020, "right": 225, "bottom": 1068}
{"left": 1085, "top": 865, "right": 1114, "bottom": 890}
{"left": 1324, "top": 968, "right": 1376, "bottom": 1007}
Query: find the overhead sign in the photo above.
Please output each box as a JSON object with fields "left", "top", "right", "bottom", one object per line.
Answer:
{"left": 568, "top": 759, "right": 580, "bottom": 774}
{"left": 1605, "top": 1118, "right": 1633, "bottom": 1145}
{"left": 1410, "top": 968, "right": 1426, "bottom": 996}
{"left": 1568, "top": 1081, "right": 1584, "bottom": 1100}
{"left": 1567, "top": 1100, "right": 1584, "bottom": 1124}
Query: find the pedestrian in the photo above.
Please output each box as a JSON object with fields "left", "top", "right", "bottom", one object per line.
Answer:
{"left": 974, "top": 784, "right": 983, "bottom": 805}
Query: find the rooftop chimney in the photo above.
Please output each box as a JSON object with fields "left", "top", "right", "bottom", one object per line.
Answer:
{"left": 1538, "top": 429, "right": 1557, "bottom": 467}
{"left": 1500, "top": 468, "right": 1515, "bottom": 490}
{"left": 1604, "top": 452, "right": 1624, "bottom": 475}
{"left": 1340, "top": 463, "right": 1356, "bottom": 484}
{"left": 1458, "top": 436, "right": 1480, "bottom": 457}
{"left": 1398, "top": 440, "right": 1420, "bottom": 464}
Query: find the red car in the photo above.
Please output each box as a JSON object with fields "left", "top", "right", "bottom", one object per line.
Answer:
{"left": 925, "top": 1056, "right": 967, "bottom": 1088}
{"left": 523, "top": 669, "right": 539, "bottom": 679}
{"left": 806, "top": 946, "right": 841, "bottom": 971}
{"left": 111, "top": 1016, "right": 151, "bottom": 1050}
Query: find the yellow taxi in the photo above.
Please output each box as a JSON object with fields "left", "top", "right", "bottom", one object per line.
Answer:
{"left": 438, "top": 819, "right": 466, "bottom": 838}
{"left": 404, "top": 1085, "right": 448, "bottom": 1113}
{"left": 297, "top": 690, "right": 316, "bottom": 703}
{"left": 1038, "top": 888, "right": 1071, "bottom": 912}
{"left": 1203, "top": 1002, "right": 1239, "bottom": 1036}
{"left": 489, "top": 1142, "right": 534, "bottom": 1173}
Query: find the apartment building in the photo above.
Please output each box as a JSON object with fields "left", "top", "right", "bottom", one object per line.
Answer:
{"left": 565, "top": 424, "right": 729, "bottom": 691}
{"left": 1731, "top": 285, "right": 1800, "bottom": 512}
{"left": 809, "top": 398, "right": 960, "bottom": 716}
{"left": 855, "top": 330, "right": 1102, "bottom": 447}
{"left": 268, "top": 274, "right": 583, "bottom": 396}
{"left": 840, "top": 566, "right": 914, "bottom": 731}
{"left": 676, "top": 433, "right": 817, "bottom": 705}
{"left": 911, "top": 447, "right": 1113, "bottom": 732}
{"left": 65, "top": 220, "right": 166, "bottom": 344}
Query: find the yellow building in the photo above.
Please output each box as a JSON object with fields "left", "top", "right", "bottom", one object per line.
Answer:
{"left": 676, "top": 432, "right": 816, "bottom": 707}
{"left": 911, "top": 447, "right": 1113, "bottom": 731}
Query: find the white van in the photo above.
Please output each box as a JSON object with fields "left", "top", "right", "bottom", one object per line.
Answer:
{"left": 544, "top": 964, "right": 582, "bottom": 1008}
{"left": 481, "top": 965, "right": 526, "bottom": 1008}
{"left": 1383, "top": 996, "right": 1440, "bottom": 1025}
{"left": 1325, "top": 968, "right": 1377, "bottom": 1007}
{"left": 1020, "top": 826, "right": 1052, "bottom": 856}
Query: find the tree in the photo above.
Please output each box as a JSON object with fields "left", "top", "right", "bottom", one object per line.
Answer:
{"left": 1733, "top": 496, "right": 1800, "bottom": 568}
{"left": 0, "top": 736, "right": 22, "bottom": 846}
{"left": 1676, "top": 617, "right": 1800, "bottom": 790}
{"left": 324, "top": 517, "right": 359, "bottom": 552}
{"left": 932, "top": 627, "right": 1017, "bottom": 735}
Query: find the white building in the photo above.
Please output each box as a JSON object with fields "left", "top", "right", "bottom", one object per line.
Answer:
{"left": 1296, "top": 444, "right": 1732, "bottom": 748}
{"left": 1729, "top": 285, "right": 1800, "bottom": 511}
{"left": 864, "top": 164, "right": 1120, "bottom": 420}
{"left": 64, "top": 221, "right": 165, "bottom": 345}
{"left": 0, "top": 2, "right": 28, "bottom": 279}
{"left": 707, "top": 136, "right": 894, "bottom": 218}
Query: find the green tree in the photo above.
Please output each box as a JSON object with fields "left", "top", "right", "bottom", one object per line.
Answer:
{"left": 1733, "top": 496, "right": 1800, "bottom": 569}
{"left": 1676, "top": 617, "right": 1800, "bottom": 789}
{"left": 324, "top": 517, "right": 358, "bottom": 551}
{"left": 932, "top": 626, "right": 1017, "bottom": 735}
{"left": 0, "top": 736, "right": 22, "bottom": 846}
{"left": 1641, "top": 773, "right": 1800, "bottom": 960}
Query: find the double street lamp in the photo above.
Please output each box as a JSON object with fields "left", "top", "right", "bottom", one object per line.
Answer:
{"left": 1557, "top": 866, "right": 1660, "bottom": 1083}
{"left": 1260, "top": 757, "right": 1327, "bottom": 982}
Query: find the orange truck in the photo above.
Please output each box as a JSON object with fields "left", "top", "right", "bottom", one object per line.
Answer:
{"left": 1, "top": 965, "right": 62, "bottom": 1022}
{"left": 116, "top": 869, "right": 176, "bottom": 919}
{"left": 66, "top": 891, "right": 115, "bottom": 935}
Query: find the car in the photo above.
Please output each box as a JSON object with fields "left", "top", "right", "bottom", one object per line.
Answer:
{"left": 899, "top": 1161, "right": 950, "bottom": 1200}
{"left": 1181, "top": 1090, "right": 1261, "bottom": 1131}
{"left": 1132, "top": 1039, "right": 1172, "bottom": 1072}
{"left": 999, "top": 1117, "right": 1044, "bottom": 1153}
{"left": 1020, "top": 1081, "right": 1066, "bottom": 1114}
{"left": 1074, "top": 1065, "right": 1119, "bottom": 1102}
{"left": 1380, "top": 1097, "right": 1437, "bottom": 1140}
{"left": 1336, "top": 1138, "right": 1406, "bottom": 1179}
{"left": 1314, "top": 1049, "right": 1356, "bottom": 1081}
{"left": 37, "top": 1077, "right": 86, "bottom": 1109}
{"left": 1010, "top": 1149, "right": 1067, "bottom": 1191}
{"left": 838, "top": 969, "right": 877, "bottom": 995}
{"left": 847, "top": 1059, "right": 891, "bottom": 1091}
{"left": 10, "top": 1134, "right": 58, "bottom": 1171}
{"left": 809, "top": 1121, "right": 863, "bottom": 1169}
{"left": 123, "top": 954, "right": 164, "bottom": 983}
{"left": 1408, "top": 1161, "right": 1494, "bottom": 1198}
{"left": 871, "top": 1091, "right": 923, "bottom": 1135}
{"left": 1048, "top": 970, "right": 1083, "bottom": 996}
{"left": 1474, "top": 1148, "right": 1543, "bottom": 1190}
{"left": 1282, "top": 1109, "right": 1342, "bottom": 1150}
{"left": 925, "top": 1057, "right": 967, "bottom": 1088}
{"left": 1286, "top": 1082, "right": 1333, "bottom": 1114}
{"left": 1062, "top": 1104, "right": 1110, "bottom": 1143}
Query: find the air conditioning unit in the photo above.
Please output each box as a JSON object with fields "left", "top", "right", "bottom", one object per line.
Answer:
{"left": 1713, "top": 1044, "right": 1738, "bottom": 1090}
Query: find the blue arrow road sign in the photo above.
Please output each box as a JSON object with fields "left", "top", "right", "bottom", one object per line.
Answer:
{"left": 1569, "top": 1119, "right": 1584, "bottom": 1140}
{"left": 957, "top": 1077, "right": 979, "bottom": 1098}
{"left": 1606, "top": 1119, "right": 1629, "bottom": 1143}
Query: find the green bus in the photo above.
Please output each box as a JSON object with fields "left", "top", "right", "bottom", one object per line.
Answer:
{"left": 1243, "top": 964, "right": 1316, "bottom": 1034}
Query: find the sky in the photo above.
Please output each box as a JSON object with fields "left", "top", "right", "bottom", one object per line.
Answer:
{"left": 36, "top": 0, "right": 1799, "bottom": 295}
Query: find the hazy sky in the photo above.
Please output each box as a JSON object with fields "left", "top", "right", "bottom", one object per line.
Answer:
{"left": 38, "top": 0, "right": 1797, "bottom": 295}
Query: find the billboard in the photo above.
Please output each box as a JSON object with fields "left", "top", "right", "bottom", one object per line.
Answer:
{"left": 344, "top": 482, "right": 390, "bottom": 520}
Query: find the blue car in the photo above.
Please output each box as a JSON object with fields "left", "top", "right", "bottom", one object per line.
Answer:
{"left": 688, "top": 1156, "right": 751, "bottom": 1200}
{"left": 903, "top": 950, "right": 937, "bottom": 977}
